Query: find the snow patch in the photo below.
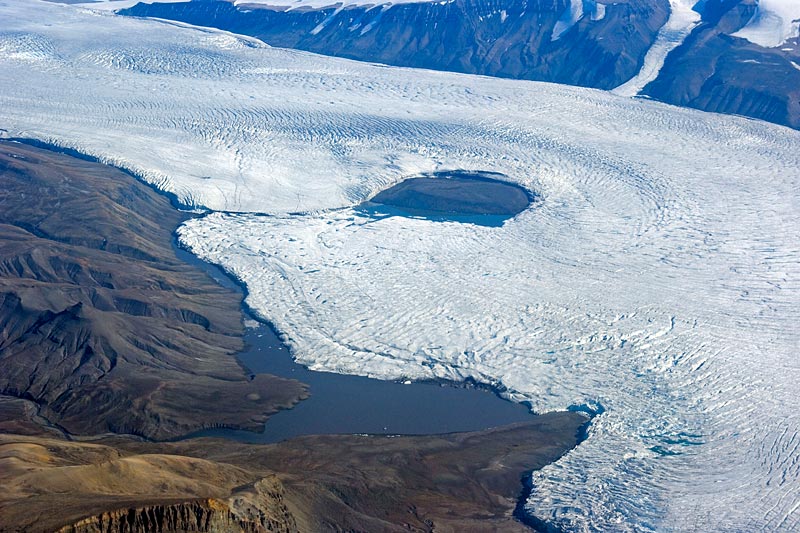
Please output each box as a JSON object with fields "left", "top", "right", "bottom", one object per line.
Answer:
{"left": 552, "top": 0, "right": 584, "bottom": 41}
{"left": 552, "top": 0, "right": 608, "bottom": 41}
{"left": 591, "top": 1, "right": 605, "bottom": 21}
{"left": 732, "top": 0, "right": 800, "bottom": 47}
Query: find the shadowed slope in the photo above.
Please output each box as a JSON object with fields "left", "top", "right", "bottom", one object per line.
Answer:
{"left": 0, "top": 141, "right": 307, "bottom": 439}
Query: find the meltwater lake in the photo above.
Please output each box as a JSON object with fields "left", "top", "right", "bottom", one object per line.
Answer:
{"left": 192, "top": 323, "right": 536, "bottom": 443}
{"left": 177, "top": 252, "right": 536, "bottom": 443}
{"left": 359, "top": 170, "right": 534, "bottom": 226}
{"left": 181, "top": 171, "right": 538, "bottom": 443}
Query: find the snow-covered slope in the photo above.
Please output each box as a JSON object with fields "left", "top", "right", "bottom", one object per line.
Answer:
{"left": 1, "top": 1, "right": 800, "bottom": 531}
{"left": 733, "top": 0, "right": 800, "bottom": 47}
{"left": 78, "top": 0, "right": 440, "bottom": 11}
{"left": 551, "top": 0, "right": 606, "bottom": 40}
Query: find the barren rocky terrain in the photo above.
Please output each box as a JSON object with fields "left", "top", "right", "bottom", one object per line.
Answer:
{"left": 0, "top": 396, "right": 585, "bottom": 533}
{"left": 644, "top": 0, "right": 800, "bottom": 129}
{"left": 0, "top": 141, "right": 308, "bottom": 439}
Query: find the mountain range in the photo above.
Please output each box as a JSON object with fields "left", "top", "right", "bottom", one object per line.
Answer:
{"left": 120, "top": 0, "right": 800, "bottom": 129}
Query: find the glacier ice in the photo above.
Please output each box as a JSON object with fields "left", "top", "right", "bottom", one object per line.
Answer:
{"left": 613, "top": 0, "right": 701, "bottom": 97}
{"left": 71, "top": 0, "right": 190, "bottom": 12}
{"left": 78, "top": 0, "right": 446, "bottom": 12}
{"left": 733, "top": 0, "right": 800, "bottom": 48}
{"left": 2, "top": 1, "right": 800, "bottom": 531}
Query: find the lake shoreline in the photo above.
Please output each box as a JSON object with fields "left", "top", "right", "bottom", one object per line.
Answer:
{"left": 175, "top": 239, "right": 585, "bottom": 444}
{"left": 1, "top": 136, "right": 592, "bottom": 531}
{"left": 7, "top": 135, "right": 591, "bottom": 441}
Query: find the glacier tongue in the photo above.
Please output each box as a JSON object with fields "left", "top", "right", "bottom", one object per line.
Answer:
{"left": 2, "top": 1, "right": 800, "bottom": 531}
{"left": 613, "top": 0, "right": 701, "bottom": 96}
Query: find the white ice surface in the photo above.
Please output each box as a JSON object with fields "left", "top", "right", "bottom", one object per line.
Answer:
{"left": 613, "top": 0, "right": 701, "bottom": 96}
{"left": 2, "top": 1, "right": 800, "bottom": 531}
{"left": 733, "top": 0, "right": 800, "bottom": 47}
{"left": 71, "top": 0, "right": 188, "bottom": 11}
{"left": 74, "top": 0, "right": 441, "bottom": 12}
{"left": 552, "top": 0, "right": 584, "bottom": 41}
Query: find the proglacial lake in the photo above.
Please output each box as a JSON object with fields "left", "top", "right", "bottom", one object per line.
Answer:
{"left": 176, "top": 246, "right": 536, "bottom": 444}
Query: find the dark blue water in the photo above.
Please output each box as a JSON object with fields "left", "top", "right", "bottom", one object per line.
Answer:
{"left": 359, "top": 170, "right": 534, "bottom": 227}
{"left": 174, "top": 245, "right": 535, "bottom": 444}
{"left": 192, "top": 324, "right": 535, "bottom": 443}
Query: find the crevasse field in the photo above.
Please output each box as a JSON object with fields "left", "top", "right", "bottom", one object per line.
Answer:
{"left": 2, "top": 1, "right": 799, "bottom": 531}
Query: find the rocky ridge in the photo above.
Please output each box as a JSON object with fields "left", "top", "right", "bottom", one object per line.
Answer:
{"left": 58, "top": 481, "right": 298, "bottom": 533}
{"left": 122, "top": 0, "right": 669, "bottom": 90}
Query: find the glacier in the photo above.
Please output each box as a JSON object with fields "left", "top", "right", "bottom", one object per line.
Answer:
{"left": 733, "top": 0, "right": 800, "bottom": 48}
{"left": 1, "top": 1, "right": 800, "bottom": 531}
{"left": 612, "top": 0, "right": 700, "bottom": 96}
{"left": 77, "top": 0, "right": 447, "bottom": 12}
